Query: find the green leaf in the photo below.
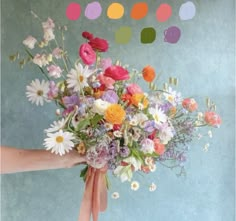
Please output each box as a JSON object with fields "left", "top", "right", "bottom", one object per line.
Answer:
{"left": 90, "top": 114, "right": 103, "bottom": 127}
{"left": 76, "top": 118, "right": 90, "bottom": 131}
{"left": 80, "top": 165, "right": 88, "bottom": 182}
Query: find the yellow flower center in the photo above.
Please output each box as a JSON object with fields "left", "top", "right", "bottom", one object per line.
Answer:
{"left": 37, "top": 90, "right": 43, "bottom": 96}
{"left": 56, "top": 136, "right": 64, "bottom": 143}
{"left": 154, "top": 114, "right": 159, "bottom": 122}
{"left": 167, "top": 95, "right": 174, "bottom": 102}
{"left": 78, "top": 75, "right": 84, "bottom": 82}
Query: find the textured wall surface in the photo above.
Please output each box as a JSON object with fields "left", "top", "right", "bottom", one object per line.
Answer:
{"left": 1, "top": 0, "right": 235, "bottom": 221}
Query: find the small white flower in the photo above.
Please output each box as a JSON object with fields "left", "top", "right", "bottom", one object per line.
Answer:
{"left": 138, "top": 103, "right": 144, "bottom": 110}
{"left": 104, "top": 123, "right": 113, "bottom": 131}
{"left": 47, "top": 65, "right": 63, "bottom": 79}
{"left": 197, "top": 133, "right": 202, "bottom": 140}
{"left": 45, "top": 118, "right": 66, "bottom": 133}
{"left": 149, "top": 182, "right": 157, "bottom": 192}
{"left": 32, "top": 54, "right": 49, "bottom": 67}
{"left": 113, "top": 131, "right": 123, "bottom": 138}
{"left": 42, "top": 17, "right": 55, "bottom": 29}
{"left": 149, "top": 164, "right": 156, "bottom": 172}
{"left": 23, "top": 35, "right": 37, "bottom": 49}
{"left": 43, "top": 28, "right": 55, "bottom": 41}
{"left": 208, "top": 130, "right": 213, "bottom": 138}
{"left": 203, "top": 143, "right": 210, "bottom": 152}
{"left": 144, "top": 157, "right": 154, "bottom": 166}
{"left": 52, "top": 47, "right": 63, "bottom": 59}
{"left": 111, "top": 192, "right": 120, "bottom": 199}
{"left": 92, "top": 99, "right": 111, "bottom": 115}
{"left": 149, "top": 106, "right": 167, "bottom": 125}
{"left": 67, "top": 63, "right": 95, "bottom": 92}
{"left": 197, "top": 112, "right": 203, "bottom": 120}
{"left": 44, "top": 130, "right": 75, "bottom": 156}
{"left": 140, "top": 138, "right": 155, "bottom": 154}
{"left": 164, "top": 87, "right": 182, "bottom": 106}
{"left": 55, "top": 109, "right": 61, "bottom": 116}
{"left": 131, "top": 181, "right": 140, "bottom": 191}
{"left": 26, "top": 79, "right": 49, "bottom": 106}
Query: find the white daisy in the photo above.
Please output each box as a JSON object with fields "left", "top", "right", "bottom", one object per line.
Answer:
{"left": 149, "top": 182, "right": 157, "bottom": 192}
{"left": 111, "top": 192, "right": 120, "bottom": 199}
{"left": 44, "top": 130, "right": 75, "bottom": 156}
{"left": 67, "top": 63, "right": 94, "bottom": 92}
{"left": 163, "top": 87, "right": 182, "bottom": 106}
{"left": 44, "top": 118, "right": 66, "bottom": 133}
{"left": 26, "top": 79, "right": 49, "bottom": 106}
{"left": 149, "top": 106, "right": 167, "bottom": 125}
{"left": 131, "top": 181, "right": 140, "bottom": 191}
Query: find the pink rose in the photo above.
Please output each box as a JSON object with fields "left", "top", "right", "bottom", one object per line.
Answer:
{"left": 79, "top": 43, "right": 96, "bottom": 65}
{"left": 97, "top": 74, "right": 115, "bottom": 89}
{"left": 82, "top": 31, "right": 94, "bottom": 40}
{"left": 204, "top": 111, "right": 222, "bottom": 127}
{"left": 127, "top": 83, "right": 143, "bottom": 95}
{"left": 104, "top": 65, "right": 129, "bottom": 81}
{"left": 153, "top": 138, "right": 165, "bottom": 155}
{"left": 182, "top": 98, "right": 198, "bottom": 112}
{"left": 88, "top": 37, "right": 109, "bottom": 52}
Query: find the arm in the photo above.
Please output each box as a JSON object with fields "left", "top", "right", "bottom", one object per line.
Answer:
{"left": 0, "top": 146, "right": 86, "bottom": 174}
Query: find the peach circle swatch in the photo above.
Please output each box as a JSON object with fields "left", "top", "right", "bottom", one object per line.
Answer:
{"left": 66, "top": 2, "right": 81, "bottom": 20}
{"left": 156, "top": 3, "right": 172, "bottom": 22}
{"left": 130, "top": 2, "right": 148, "bottom": 20}
{"left": 84, "top": 1, "right": 102, "bottom": 20}
{"left": 107, "top": 3, "right": 124, "bottom": 19}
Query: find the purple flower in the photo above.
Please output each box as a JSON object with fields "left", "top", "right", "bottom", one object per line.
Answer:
{"left": 101, "top": 90, "right": 119, "bottom": 103}
{"left": 143, "top": 120, "right": 156, "bottom": 133}
{"left": 47, "top": 81, "right": 58, "bottom": 99}
{"left": 62, "top": 95, "right": 80, "bottom": 108}
{"left": 159, "top": 102, "right": 173, "bottom": 113}
{"left": 108, "top": 141, "right": 118, "bottom": 159}
{"left": 119, "top": 146, "right": 130, "bottom": 158}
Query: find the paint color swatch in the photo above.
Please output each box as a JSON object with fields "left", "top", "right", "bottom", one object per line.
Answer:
{"left": 164, "top": 26, "right": 181, "bottom": 43}
{"left": 156, "top": 3, "right": 172, "bottom": 22}
{"left": 179, "top": 1, "right": 196, "bottom": 20}
{"left": 66, "top": 2, "right": 81, "bottom": 20}
{"left": 141, "top": 27, "right": 156, "bottom": 44}
{"left": 85, "top": 2, "right": 102, "bottom": 20}
{"left": 107, "top": 3, "right": 124, "bottom": 19}
{"left": 115, "top": 26, "right": 132, "bottom": 44}
{"left": 130, "top": 2, "right": 148, "bottom": 20}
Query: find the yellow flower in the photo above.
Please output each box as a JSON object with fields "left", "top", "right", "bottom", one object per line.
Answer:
{"left": 130, "top": 93, "right": 149, "bottom": 109}
{"left": 105, "top": 104, "right": 126, "bottom": 125}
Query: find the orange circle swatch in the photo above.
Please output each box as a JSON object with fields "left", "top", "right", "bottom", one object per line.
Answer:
{"left": 130, "top": 2, "right": 148, "bottom": 20}
{"left": 156, "top": 3, "right": 172, "bottom": 22}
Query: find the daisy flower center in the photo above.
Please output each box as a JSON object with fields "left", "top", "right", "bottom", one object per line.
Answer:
{"left": 167, "top": 95, "right": 174, "bottom": 102}
{"left": 154, "top": 114, "right": 159, "bottom": 122}
{"left": 56, "top": 135, "right": 64, "bottom": 143}
{"left": 78, "top": 75, "right": 84, "bottom": 82}
{"left": 37, "top": 90, "right": 44, "bottom": 96}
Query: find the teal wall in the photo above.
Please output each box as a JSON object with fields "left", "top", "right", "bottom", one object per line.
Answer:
{"left": 1, "top": 0, "right": 235, "bottom": 221}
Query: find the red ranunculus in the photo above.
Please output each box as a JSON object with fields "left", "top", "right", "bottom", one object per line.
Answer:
{"left": 82, "top": 31, "right": 94, "bottom": 40}
{"left": 79, "top": 43, "right": 96, "bottom": 65}
{"left": 88, "top": 37, "right": 109, "bottom": 52}
{"left": 104, "top": 65, "right": 129, "bottom": 81}
{"left": 182, "top": 98, "right": 198, "bottom": 112}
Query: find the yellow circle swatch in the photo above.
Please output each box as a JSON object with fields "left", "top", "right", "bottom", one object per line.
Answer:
{"left": 107, "top": 3, "right": 124, "bottom": 19}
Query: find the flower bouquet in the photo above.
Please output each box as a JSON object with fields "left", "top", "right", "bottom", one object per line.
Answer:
{"left": 10, "top": 14, "right": 221, "bottom": 221}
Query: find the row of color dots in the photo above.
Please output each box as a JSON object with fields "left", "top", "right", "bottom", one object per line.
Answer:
{"left": 66, "top": 1, "right": 196, "bottom": 21}
{"left": 115, "top": 26, "right": 181, "bottom": 44}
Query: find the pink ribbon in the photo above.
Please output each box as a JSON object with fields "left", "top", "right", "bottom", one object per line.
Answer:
{"left": 78, "top": 166, "right": 107, "bottom": 221}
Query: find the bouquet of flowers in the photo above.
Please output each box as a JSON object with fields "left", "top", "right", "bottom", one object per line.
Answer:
{"left": 10, "top": 14, "right": 221, "bottom": 221}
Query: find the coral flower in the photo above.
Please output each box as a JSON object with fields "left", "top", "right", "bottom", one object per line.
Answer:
{"left": 153, "top": 138, "right": 165, "bottom": 155}
{"left": 142, "top": 65, "right": 156, "bottom": 82}
{"left": 130, "top": 93, "right": 149, "bottom": 109}
{"left": 204, "top": 111, "right": 222, "bottom": 127}
{"left": 104, "top": 104, "right": 126, "bottom": 125}
{"left": 182, "top": 98, "right": 198, "bottom": 112}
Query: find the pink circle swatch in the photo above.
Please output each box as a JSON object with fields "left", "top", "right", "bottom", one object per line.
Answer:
{"left": 66, "top": 2, "right": 81, "bottom": 20}
{"left": 156, "top": 3, "right": 172, "bottom": 22}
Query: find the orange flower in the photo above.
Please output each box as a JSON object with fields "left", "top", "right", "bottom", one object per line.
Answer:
{"left": 130, "top": 93, "right": 149, "bottom": 109}
{"left": 142, "top": 65, "right": 156, "bottom": 82}
{"left": 104, "top": 104, "right": 126, "bottom": 124}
